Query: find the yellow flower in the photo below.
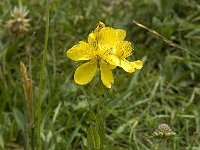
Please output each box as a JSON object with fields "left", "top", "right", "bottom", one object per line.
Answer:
{"left": 93, "top": 24, "right": 143, "bottom": 73}
{"left": 66, "top": 22, "right": 142, "bottom": 88}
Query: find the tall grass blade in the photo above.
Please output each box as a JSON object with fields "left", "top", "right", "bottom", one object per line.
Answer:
{"left": 37, "top": 0, "right": 50, "bottom": 149}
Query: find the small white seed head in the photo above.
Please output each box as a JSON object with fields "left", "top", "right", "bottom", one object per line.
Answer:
{"left": 7, "top": 6, "right": 30, "bottom": 37}
{"left": 153, "top": 123, "right": 176, "bottom": 138}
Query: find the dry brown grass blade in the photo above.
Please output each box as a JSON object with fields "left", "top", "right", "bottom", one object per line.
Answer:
{"left": 20, "top": 61, "right": 33, "bottom": 129}
{"left": 132, "top": 20, "right": 200, "bottom": 61}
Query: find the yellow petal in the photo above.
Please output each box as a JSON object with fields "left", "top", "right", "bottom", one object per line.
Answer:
{"left": 99, "top": 53, "right": 120, "bottom": 66}
{"left": 116, "top": 29, "right": 126, "bottom": 41}
{"left": 120, "top": 59, "right": 143, "bottom": 73}
{"left": 94, "top": 21, "right": 105, "bottom": 32}
{"left": 131, "top": 60, "right": 143, "bottom": 69}
{"left": 74, "top": 60, "right": 97, "bottom": 85}
{"left": 88, "top": 32, "right": 96, "bottom": 43}
{"left": 100, "top": 59, "right": 114, "bottom": 88}
{"left": 98, "top": 27, "right": 118, "bottom": 51}
{"left": 116, "top": 41, "right": 133, "bottom": 58}
{"left": 119, "top": 59, "right": 135, "bottom": 73}
{"left": 99, "top": 53, "right": 139, "bottom": 73}
{"left": 100, "top": 60, "right": 114, "bottom": 88}
{"left": 109, "top": 64, "right": 117, "bottom": 69}
{"left": 67, "top": 41, "right": 95, "bottom": 61}
{"left": 88, "top": 22, "right": 106, "bottom": 43}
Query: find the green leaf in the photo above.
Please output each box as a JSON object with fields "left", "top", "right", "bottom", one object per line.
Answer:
{"left": 0, "top": 135, "right": 4, "bottom": 149}
{"left": 89, "top": 103, "right": 96, "bottom": 121}
{"left": 13, "top": 108, "right": 25, "bottom": 132}
{"left": 96, "top": 101, "right": 106, "bottom": 148}
{"left": 87, "top": 125, "right": 100, "bottom": 149}
{"left": 93, "top": 81, "right": 106, "bottom": 96}
{"left": 81, "top": 145, "right": 88, "bottom": 150}
{"left": 97, "top": 118, "right": 105, "bottom": 148}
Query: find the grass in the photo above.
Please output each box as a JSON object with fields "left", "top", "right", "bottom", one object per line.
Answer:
{"left": 0, "top": 0, "right": 200, "bottom": 149}
{"left": 37, "top": 1, "right": 50, "bottom": 149}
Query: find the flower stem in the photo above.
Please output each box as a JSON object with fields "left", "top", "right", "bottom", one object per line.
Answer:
{"left": 161, "top": 139, "right": 167, "bottom": 150}
{"left": 37, "top": 0, "right": 50, "bottom": 149}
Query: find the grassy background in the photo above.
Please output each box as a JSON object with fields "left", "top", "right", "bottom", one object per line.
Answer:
{"left": 0, "top": 0, "right": 200, "bottom": 149}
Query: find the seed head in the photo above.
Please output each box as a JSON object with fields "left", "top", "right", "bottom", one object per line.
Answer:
{"left": 7, "top": 6, "right": 30, "bottom": 37}
{"left": 153, "top": 123, "right": 176, "bottom": 138}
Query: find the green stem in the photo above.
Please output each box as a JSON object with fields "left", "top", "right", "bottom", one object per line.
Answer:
{"left": 25, "top": 101, "right": 29, "bottom": 150}
{"left": 29, "top": 47, "right": 34, "bottom": 150}
{"left": 161, "top": 139, "right": 167, "bottom": 150}
{"left": 37, "top": 0, "right": 50, "bottom": 149}
{"left": 31, "top": 128, "right": 34, "bottom": 150}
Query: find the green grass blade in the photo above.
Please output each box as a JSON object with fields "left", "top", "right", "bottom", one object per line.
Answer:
{"left": 37, "top": 0, "right": 50, "bottom": 149}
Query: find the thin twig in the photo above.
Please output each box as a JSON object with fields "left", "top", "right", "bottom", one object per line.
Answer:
{"left": 132, "top": 20, "right": 200, "bottom": 61}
